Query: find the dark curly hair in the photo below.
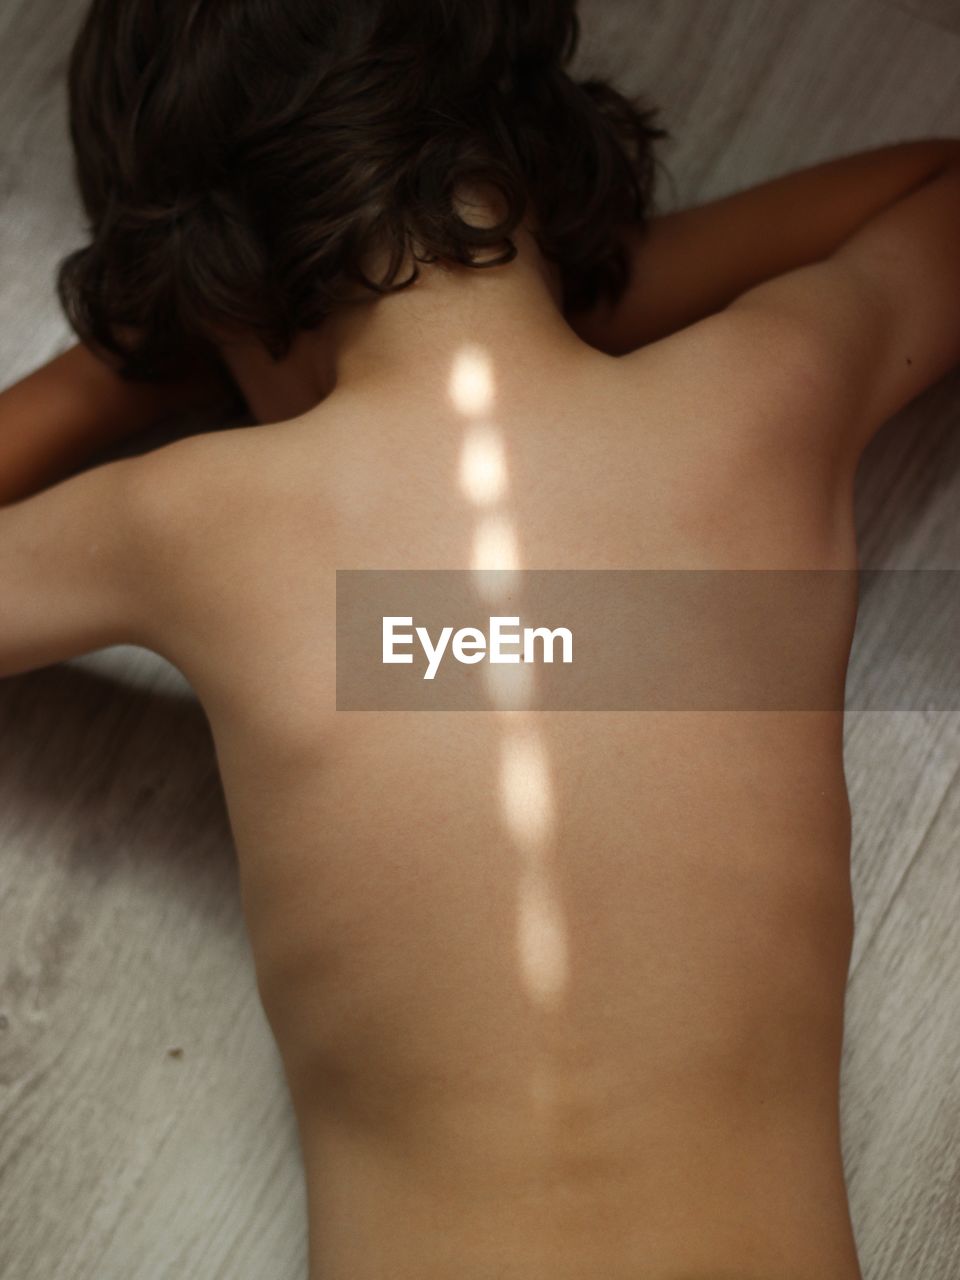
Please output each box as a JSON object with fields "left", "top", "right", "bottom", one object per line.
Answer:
{"left": 57, "top": 0, "right": 669, "bottom": 382}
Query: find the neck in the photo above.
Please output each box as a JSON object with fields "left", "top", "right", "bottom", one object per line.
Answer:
{"left": 301, "top": 221, "right": 594, "bottom": 404}
{"left": 214, "top": 202, "right": 602, "bottom": 423}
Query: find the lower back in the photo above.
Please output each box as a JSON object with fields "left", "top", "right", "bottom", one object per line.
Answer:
{"left": 233, "top": 709, "right": 858, "bottom": 1280}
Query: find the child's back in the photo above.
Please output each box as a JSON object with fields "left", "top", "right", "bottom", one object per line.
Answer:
{"left": 144, "top": 305, "right": 865, "bottom": 1279}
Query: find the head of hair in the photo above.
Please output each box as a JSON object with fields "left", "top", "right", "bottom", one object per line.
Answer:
{"left": 57, "top": 0, "right": 669, "bottom": 381}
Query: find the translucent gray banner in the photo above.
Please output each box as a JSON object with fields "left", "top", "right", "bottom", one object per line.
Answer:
{"left": 335, "top": 570, "right": 959, "bottom": 712}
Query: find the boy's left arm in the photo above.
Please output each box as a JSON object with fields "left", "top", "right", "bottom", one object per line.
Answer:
{"left": 0, "top": 451, "right": 160, "bottom": 679}
{"left": 568, "top": 137, "right": 960, "bottom": 355}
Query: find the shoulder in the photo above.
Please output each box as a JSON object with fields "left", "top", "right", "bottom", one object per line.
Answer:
{"left": 618, "top": 302, "right": 854, "bottom": 468}
{"left": 128, "top": 424, "right": 267, "bottom": 527}
{"left": 127, "top": 421, "right": 315, "bottom": 568}
{"left": 624, "top": 297, "right": 845, "bottom": 400}
{"left": 614, "top": 305, "right": 861, "bottom": 565}
{"left": 123, "top": 425, "right": 280, "bottom": 668}
{"left": 125, "top": 421, "right": 334, "bottom": 689}
{"left": 0, "top": 433, "right": 261, "bottom": 682}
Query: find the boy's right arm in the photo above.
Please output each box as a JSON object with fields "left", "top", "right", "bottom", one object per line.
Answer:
{"left": 0, "top": 341, "right": 240, "bottom": 505}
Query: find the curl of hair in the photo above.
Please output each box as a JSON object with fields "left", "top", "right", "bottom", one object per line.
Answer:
{"left": 57, "top": 0, "right": 670, "bottom": 381}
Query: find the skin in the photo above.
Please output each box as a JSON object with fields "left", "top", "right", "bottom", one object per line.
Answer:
{"left": 2, "top": 146, "right": 959, "bottom": 1278}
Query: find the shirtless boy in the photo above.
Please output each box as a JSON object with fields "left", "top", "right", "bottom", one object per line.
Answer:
{"left": 1, "top": 2, "right": 959, "bottom": 1277}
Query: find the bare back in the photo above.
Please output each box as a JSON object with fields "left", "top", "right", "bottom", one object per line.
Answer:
{"left": 149, "top": 325, "right": 864, "bottom": 1280}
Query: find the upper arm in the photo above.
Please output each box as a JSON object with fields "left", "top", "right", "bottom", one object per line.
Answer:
{"left": 723, "top": 161, "right": 960, "bottom": 469}
{"left": 0, "top": 449, "right": 171, "bottom": 679}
